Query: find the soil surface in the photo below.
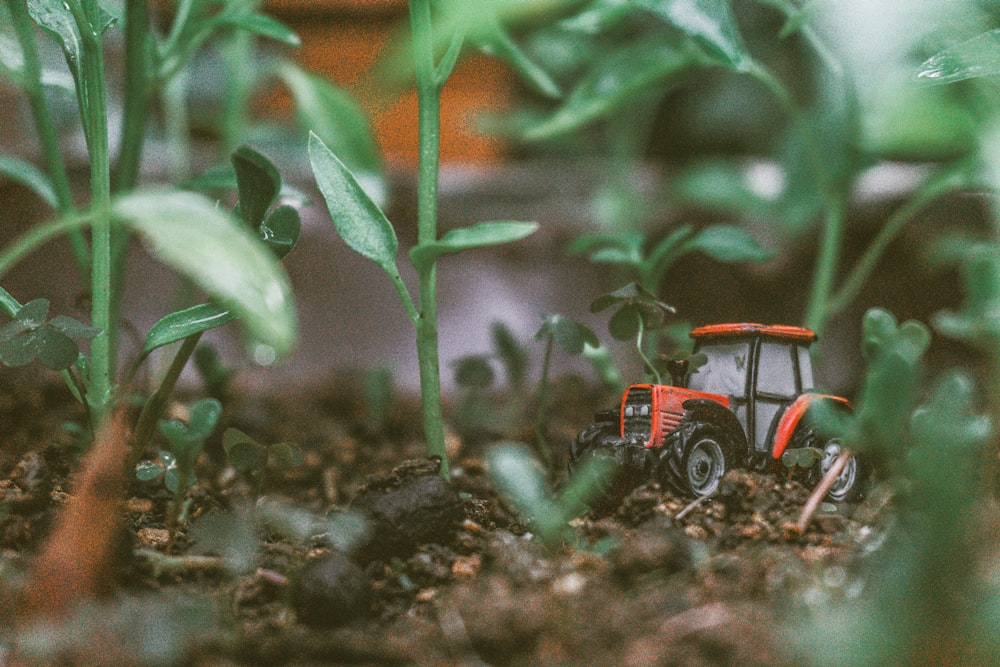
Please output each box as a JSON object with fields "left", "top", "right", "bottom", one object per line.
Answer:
{"left": 0, "top": 372, "right": 895, "bottom": 666}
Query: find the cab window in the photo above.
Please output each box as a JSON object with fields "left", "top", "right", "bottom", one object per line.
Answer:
{"left": 756, "top": 342, "right": 797, "bottom": 397}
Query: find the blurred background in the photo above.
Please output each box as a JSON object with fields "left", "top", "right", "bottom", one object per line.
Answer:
{"left": 1, "top": 0, "right": 996, "bottom": 396}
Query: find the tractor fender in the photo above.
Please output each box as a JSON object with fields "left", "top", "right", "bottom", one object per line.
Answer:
{"left": 680, "top": 399, "right": 748, "bottom": 457}
{"left": 772, "top": 394, "right": 851, "bottom": 459}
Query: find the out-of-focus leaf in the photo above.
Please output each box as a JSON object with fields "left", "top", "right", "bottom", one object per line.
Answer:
{"left": 478, "top": 19, "right": 562, "bottom": 99}
{"left": 934, "top": 253, "right": 1000, "bottom": 344}
{"left": 0, "top": 156, "right": 57, "bottom": 208}
{"left": 281, "top": 64, "right": 383, "bottom": 193}
{"left": 536, "top": 314, "right": 598, "bottom": 356}
{"left": 917, "top": 28, "right": 1000, "bottom": 85}
{"left": 223, "top": 428, "right": 268, "bottom": 472}
{"left": 492, "top": 322, "right": 529, "bottom": 388}
{"left": 140, "top": 303, "right": 236, "bottom": 359}
{"left": 672, "top": 160, "right": 770, "bottom": 216}
{"left": 269, "top": 442, "right": 304, "bottom": 468}
{"left": 682, "top": 225, "right": 773, "bottom": 262}
{"left": 309, "top": 133, "right": 399, "bottom": 276}
{"left": 523, "top": 36, "right": 692, "bottom": 140}
{"left": 183, "top": 165, "right": 310, "bottom": 205}
{"left": 187, "top": 397, "right": 222, "bottom": 441}
{"left": 113, "top": 190, "right": 297, "bottom": 358}
{"left": 211, "top": 12, "right": 300, "bottom": 47}
{"left": 632, "top": 0, "right": 747, "bottom": 68}
{"left": 409, "top": 221, "right": 538, "bottom": 270}
{"left": 454, "top": 355, "right": 496, "bottom": 388}
{"left": 135, "top": 460, "right": 166, "bottom": 481}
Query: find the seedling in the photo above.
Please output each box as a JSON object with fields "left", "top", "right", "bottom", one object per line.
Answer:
{"left": 487, "top": 442, "right": 612, "bottom": 550}
{"left": 136, "top": 398, "right": 222, "bottom": 543}
{"left": 222, "top": 427, "right": 304, "bottom": 495}
{"left": 0, "top": 298, "right": 98, "bottom": 373}
{"left": 591, "top": 282, "right": 676, "bottom": 383}
{"left": 533, "top": 314, "right": 599, "bottom": 467}
{"left": 309, "top": 0, "right": 538, "bottom": 477}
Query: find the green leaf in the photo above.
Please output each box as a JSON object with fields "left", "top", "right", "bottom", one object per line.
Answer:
{"left": 135, "top": 460, "right": 166, "bottom": 481}
{"left": 608, "top": 306, "right": 641, "bottom": 340}
{"left": 0, "top": 156, "right": 57, "bottom": 208}
{"left": 187, "top": 398, "right": 222, "bottom": 441}
{"left": 479, "top": 21, "right": 561, "bottom": 99}
{"left": 683, "top": 225, "right": 773, "bottom": 262}
{"left": 536, "top": 314, "right": 598, "bottom": 356}
{"left": 487, "top": 443, "right": 567, "bottom": 546}
{"left": 27, "top": 0, "right": 116, "bottom": 87}
{"left": 409, "top": 221, "right": 538, "bottom": 270}
{"left": 212, "top": 12, "right": 300, "bottom": 47}
{"left": 308, "top": 133, "right": 399, "bottom": 275}
{"left": 183, "top": 164, "right": 310, "bottom": 205}
{"left": 47, "top": 315, "right": 100, "bottom": 340}
{"left": 281, "top": 64, "right": 383, "bottom": 183}
{"left": 491, "top": 322, "right": 528, "bottom": 388}
{"left": 112, "top": 190, "right": 297, "bottom": 358}
{"left": 16, "top": 298, "right": 50, "bottom": 328}
{"left": 227, "top": 440, "right": 268, "bottom": 473}
{"left": 454, "top": 355, "right": 496, "bottom": 388}
{"left": 140, "top": 303, "right": 236, "bottom": 359}
{"left": 164, "top": 468, "right": 181, "bottom": 494}
{"left": 260, "top": 205, "right": 301, "bottom": 259}
{"left": 33, "top": 327, "right": 78, "bottom": 370}
{"left": 916, "top": 29, "right": 1000, "bottom": 85}
{"left": 633, "top": 0, "right": 747, "bottom": 68}
{"left": 269, "top": 442, "right": 305, "bottom": 468}
{"left": 0, "top": 331, "right": 38, "bottom": 366}
{"left": 523, "top": 36, "right": 692, "bottom": 140}
{"left": 232, "top": 145, "right": 280, "bottom": 228}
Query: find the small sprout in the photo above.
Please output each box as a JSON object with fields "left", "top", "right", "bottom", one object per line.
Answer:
{"left": 453, "top": 355, "right": 496, "bottom": 389}
{"left": 781, "top": 446, "right": 824, "bottom": 469}
{"left": 136, "top": 398, "right": 222, "bottom": 542}
{"left": 492, "top": 322, "right": 529, "bottom": 391}
{"left": 0, "top": 298, "right": 99, "bottom": 371}
{"left": 223, "top": 427, "right": 304, "bottom": 476}
{"left": 193, "top": 343, "right": 234, "bottom": 400}
{"left": 487, "top": 442, "right": 613, "bottom": 550}
{"left": 591, "top": 282, "right": 676, "bottom": 341}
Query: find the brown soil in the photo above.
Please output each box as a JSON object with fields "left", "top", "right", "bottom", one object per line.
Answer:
{"left": 0, "top": 373, "right": 892, "bottom": 666}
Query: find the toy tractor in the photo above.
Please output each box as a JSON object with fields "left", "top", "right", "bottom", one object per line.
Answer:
{"left": 570, "top": 323, "right": 860, "bottom": 503}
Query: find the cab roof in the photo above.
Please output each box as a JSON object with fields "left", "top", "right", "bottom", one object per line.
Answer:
{"left": 689, "top": 323, "right": 817, "bottom": 344}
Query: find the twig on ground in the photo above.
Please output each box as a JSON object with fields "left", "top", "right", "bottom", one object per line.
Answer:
{"left": 135, "top": 548, "right": 228, "bottom": 577}
{"left": 795, "top": 450, "right": 852, "bottom": 534}
{"left": 675, "top": 489, "right": 717, "bottom": 521}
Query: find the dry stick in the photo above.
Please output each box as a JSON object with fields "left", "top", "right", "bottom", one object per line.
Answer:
{"left": 675, "top": 489, "right": 717, "bottom": 521}
{"left": 20, "top": 411, "right": 132, "bottom": 622}
{"left": 795, "top": 450, "right": 852, "bottom": 534}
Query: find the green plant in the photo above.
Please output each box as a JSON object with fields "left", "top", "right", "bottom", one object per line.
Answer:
{"left": 0, "top": 0, "right": 319, "bottom": 452}
{"left": 487, "top": 441, "right": 612, "bottom": 550}
{"left": 308, "top": 0, "right": 539, "bottom": 477}
{"left": 135, "top": 398, "right": 222, "bottom": 541}
{"left": 222, "top": 426, "right": 304, "bottom": 495}
{"left": 590, "top": 281, "right": 677, "bottom": 382}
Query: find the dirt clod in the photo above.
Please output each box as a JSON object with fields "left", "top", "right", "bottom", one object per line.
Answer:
{"left": 291, "top": 551, "right": 371, "bottom": 628}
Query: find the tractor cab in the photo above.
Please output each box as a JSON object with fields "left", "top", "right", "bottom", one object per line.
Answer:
{"left": 686, "top": 324, "right": 817, "bottom": 456}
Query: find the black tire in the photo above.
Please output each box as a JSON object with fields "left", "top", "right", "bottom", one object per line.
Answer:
{"left": 568, "top": 421, "right": 638, "bottom": 514}
{"left": 659, "top": 426, "right": 733, "bottom": 497}
{"left": 810, "top": 438, "right": 863, "bottom": 502}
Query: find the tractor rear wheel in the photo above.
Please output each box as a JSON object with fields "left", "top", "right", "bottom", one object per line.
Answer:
{"left": 810, "top": 438, "right": 862, "bottom": 502}
{"left": 569, "top": 421, "right": 641, "bottom": 514}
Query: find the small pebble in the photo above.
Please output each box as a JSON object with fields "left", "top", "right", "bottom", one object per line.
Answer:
{"left": 137, "top": 527, "right": 170, "bottom": 547}
{"left": 125, "top": 497, "right": 153, "bottom": 513}
{"left": 451, "top": 554, "right": 482, "bottom": 579}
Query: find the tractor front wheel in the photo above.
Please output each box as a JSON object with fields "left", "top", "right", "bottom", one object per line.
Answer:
{"left": 684, "top": 433, "right": 728, "bottom": 496}
{"left": 659, "top": 427, "right": 733, "bottom": 497}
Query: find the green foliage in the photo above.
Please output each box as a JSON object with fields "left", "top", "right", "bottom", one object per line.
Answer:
{"left": 591, "top": 281, "right": 676, "bottom": 341}
{"left": 0, "top": 298, "right": 98, "bottom": 371}
{"left": 137, "top": 398, "right": 222, "bottom": 495}
{"left": 222, "top": 427, "right": 303, "bottom": 477}
{"left": 487, "top": 442, "right": 612, "bottom": 549}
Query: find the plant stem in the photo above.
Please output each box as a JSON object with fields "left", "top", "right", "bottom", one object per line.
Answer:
{"left": 410, "top": 0, "right": 448, "bottom": 476}
{"left": 804, "top": 196, "right": 847, "bottom": 334}
{"left": 114, "top": 0, "right": 154, "bottom": 193}
{"left": 5, "top": 0, "right": 89, "bottom": 275}
{"left": 132, "top": 333, "right": 202, "bottom": 459}
{"left": 534, "top": 334, "right": 555, "bottom": 470}
{"left": 220, "top": 27, "right": 255, "bottom": 156}
{"left": 636, "top": 317, "right": 661, "bottom": 384}
{"left": 73, "top": 0, "right": 115, "bottom": 427}
{"left": 825, "top": 164, "right": 968, "bottom": 318}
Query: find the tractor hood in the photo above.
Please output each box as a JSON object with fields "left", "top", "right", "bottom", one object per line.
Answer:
{"left": 620, "top": 384, "right": 730, "bottom": 449}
